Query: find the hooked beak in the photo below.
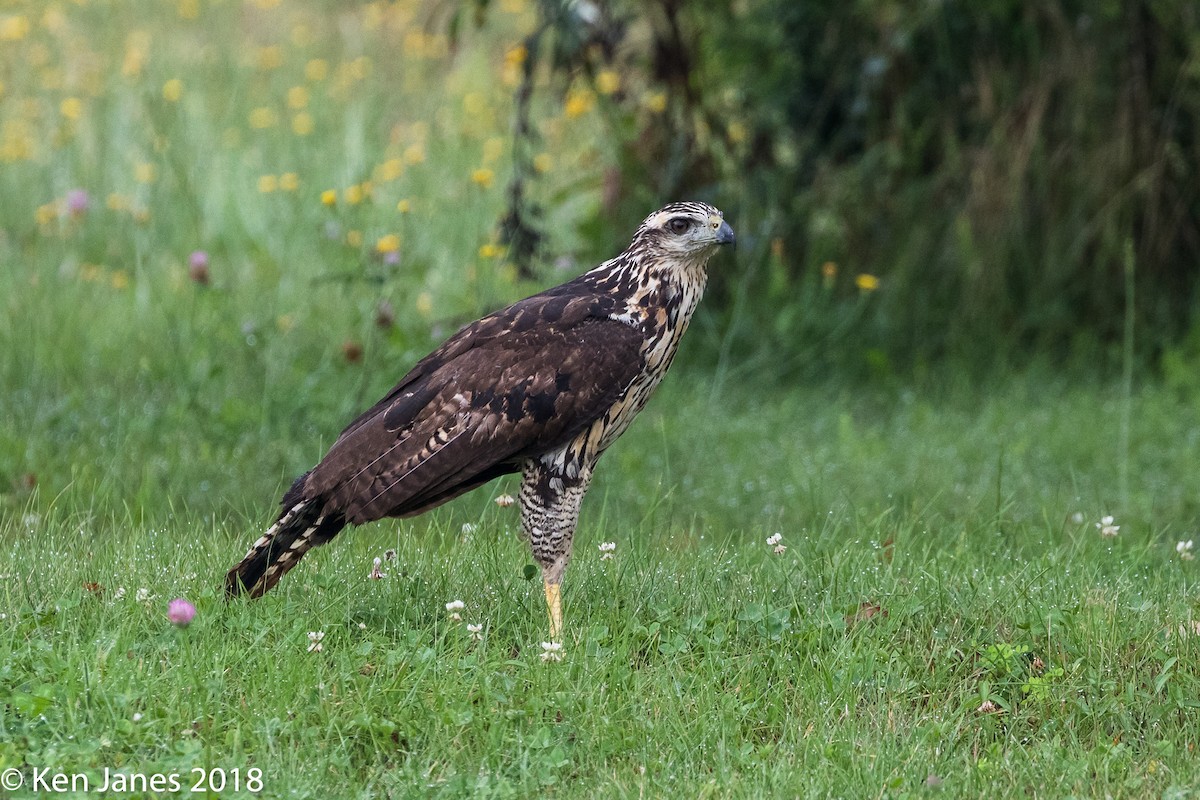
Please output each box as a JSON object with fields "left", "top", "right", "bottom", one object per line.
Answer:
{"left": 715, "top": 220, "right": 736, "bottom": 246}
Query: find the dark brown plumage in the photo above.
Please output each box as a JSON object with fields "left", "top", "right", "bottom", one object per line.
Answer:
{"left": 225, "top": 201, "right": 735, "bottom": 639}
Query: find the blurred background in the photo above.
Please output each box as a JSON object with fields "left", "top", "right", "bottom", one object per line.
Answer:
{"left": 1, "top": 0, "right": 1198, "bottom": 516}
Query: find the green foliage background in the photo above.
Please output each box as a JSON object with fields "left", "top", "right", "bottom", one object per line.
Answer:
{"left": 485, "top": 0, "right": 1200, "bottom": 376}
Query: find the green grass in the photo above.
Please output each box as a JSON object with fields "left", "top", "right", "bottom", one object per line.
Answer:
{"left": 2, "top": 1, "right": 1200, "bottom": 797}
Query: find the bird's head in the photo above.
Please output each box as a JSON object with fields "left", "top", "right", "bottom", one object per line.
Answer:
{"left": 629, "top": 202, "right": 735, "bottom": 266}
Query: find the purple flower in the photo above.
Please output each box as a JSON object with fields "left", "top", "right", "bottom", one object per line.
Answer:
{"left": 167, "top": 598, "right": 196, "bottom": 627}
{"left": 187, "top": 251, "right": 210, "bottom": 285}
{"left": 66, "top": 189, "right": 90, "bottom": 216}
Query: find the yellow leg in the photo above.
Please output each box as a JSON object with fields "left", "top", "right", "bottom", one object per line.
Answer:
{"left": 544, "top": 580, "right": 563, "bottom": 641}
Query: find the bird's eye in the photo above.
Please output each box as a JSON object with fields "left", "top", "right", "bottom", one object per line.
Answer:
{"left": 667, "top": 218, "right": 692, "bottom": 235}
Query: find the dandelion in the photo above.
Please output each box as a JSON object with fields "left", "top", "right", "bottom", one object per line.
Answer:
{"left": 286, "top": 86, "right": 309, "bottom": 110}
{"left": 65, "top": 188, "right": 90, "bottom": 216}
{"left": 370, "top": 556, "right": 385, "bottom": 580}
{"left": 188, "top": 250, "right": 210, "bottom": 285}
{"left": 306, "top": 631, "right": 324, "bottom": 652}
{"left": 479, "top": 243, "right": 500, "bottom": 259}
{"left": 344, "top": 184, "right": 364, "bottom": 205}
{"left": 471, "top": 168, "right": 495, "bottom": 189}
{"left": 258, "top": 174, "right": 278, "bottom": 193}
{"left": 564, "top": 87, "right": 595, "bottom": 118}
{"left": 167, "top": 598, "right": 196, "bottom": 627}
{"left": 540, "top": 641, "right": 564, "bottom": 662}
{"left": 396, "top": 199, "right": 412, "bottom": 213}
{"left": 248, "top": 107, "right": 278, "bottom": 129}
{"left": 855, "top": 274, "right": 880, "bottom": 291}
{"left": 60, "top": 97, "right": 82, "bottom": 121}
{"left": 304, "top": 59, "right": 329, "bottom": 82}
{"left": 1096, "top": 515, "right": 1120, "bottom": 537}
{"left": 291, "top": 112, "right": 314, "bottom": 136}
{"left": 375, "top": 233, "right": 401, "bottom": 254}
{"left": 403, "top": 142, "right": 426, "bottom": 165}
{"left": 595, "top": 69, "right": 621, "bottom": 95}
{"left": 134, "top": 162, "right": 156, "bottom": 184}
{"left": 599, "top": 541, "right": 616, "bottom": 560}
{"left": 445, "top": 600, "right": 464, "bottom": 622}
{"left": 278, "top": 172, "right": 299, "bottom": 192}
{"left": 1177, "top": 540, "right": 1194, "bottom": 561}
{"left": 135, "top": 588, "right": 153, "bottom": 602}
{"left": 494, "top": 494, "right": 515, "bottom": 507}
{"left": 162, "top": 78, "right": 183, "bottom": 102}
{"left": 467, "top": 623, "right": 483, "bottom": 641}
{"left": 642, "top": 90, "right": 667, "bottom": 113}
{"left": 320, "top": 188, "right": 337, "bottom": 206}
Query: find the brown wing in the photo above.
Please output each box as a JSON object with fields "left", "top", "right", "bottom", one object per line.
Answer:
{"left": 301, "top": 291, "right": 642, "bottom": 524}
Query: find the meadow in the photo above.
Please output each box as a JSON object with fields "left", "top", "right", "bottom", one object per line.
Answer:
{"left": 2, "top": 1, "right": 1200, "bottom": 797}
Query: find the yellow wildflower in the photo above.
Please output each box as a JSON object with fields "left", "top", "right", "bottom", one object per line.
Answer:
{"left": 248, "top": 107, "right": 278, "bottom": 129}
{"left": 564, "top": 87, "right": 595, "bottom": 119}
{"left": 478, "top": 243, "right": 500, "bottom": 259}
{"left": 463, "top": 92, "right": 487, "bottom": 116}
{"left": 134, "top": 162, "right": 156, "bottom": 184}
{"left": 344, "top": 185, "right": 364, "bottom": 205}
{"left": 279, "top": 172, "right": 299, "bottom": 191}
{"left": 276, "top": 314, "right": 295, "bottom": 333}
{"left": 305, "top": 59, "right": 329, "bottom": 81}
{"left": 177, "top": 0, "right": 200, "bottom": 19}
{"left": 375, "top": 234, "right": 401, "bottom": 254}
{"left": 106, "top": 193, "right": 129, "bottom": 211}
{"left": 855, "top": 274, "right": 880, "bottom": 291}
{"left": 59, "top": 97, "right": 82, "bottom": 121}
{"left": 396, "top": 199, "right": 412, "bottom": 213}
{"left": 320, "top": 189, "right": 336, "bottom": 206}
{"left": 533, "top": 153, "right": 553, "bottom": 173}
{"left": 643, "top": 91, "right": 668, "bottom": 114}
{"left": 727, "top": 120, "right": 748, "bottom": 144}
{"left": 346, "top": 230, "right": 363, "bottom": 247}
{"left": 110, "top": 270, "right": 130, "bottom": 290}
{"left": 379, "top": 158, "right": 403, "bottom": 182}
{"left": 505, "top": 45, "right": 527, "bottom": 67}
{"left": 595, "top": 69, "right": 620, "bottom": 95}
{"left": 163, "top": 79, "right": 183, "bottom": 102}
{"left": 403, "top": 142, "right": 425, "bottom": 165}
{"left": 257, "top": 45, "right": 283, "bottom": 71}
{"left": 258, "top": 174, "right": 278, "bottom": 193}
{"left": 291, "top": 112, "right": 314, "bottom": 136}
{"left": 35, "top": 204, "right": 57, "bottom": 226}
{"left": 287, "top": 86, "right": 309, "bottom": 110}
{"left": 471, "top": 168, "right": 495, "bottom": 189}
{"left": 0, "top": 15, "right": 30, "bottom": 41}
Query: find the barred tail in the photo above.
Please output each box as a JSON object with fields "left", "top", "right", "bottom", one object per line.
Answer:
{"left": 225, "top": 498, "right": 346, "bottom": 599}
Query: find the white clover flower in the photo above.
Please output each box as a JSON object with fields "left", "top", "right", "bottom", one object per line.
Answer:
{"left": 132, "top": 712, "right": 143, "bottom": 722}
{"left": 494, "top": 494, "right": 515, "bottom": 507}
{"left": 766, "top": 533, "right": 783, "bottom": 547}
{"left": 1070, "top": 512, "right": 1085, "bottom": 524}
{"left": 540, "top": 641, "right": 564, "bottom": 662}
{"left": 445, "top": 599, "right": 464, "bottom": 621}
{"left": 112, "top": 586, "right": 127, "bottom": 601}
{"left": 773, "top": 544, "right": 787, "bottom": 555}
{"left": 599, "top": 541, "right": 616, "bottom": 560}
{"left": 135, "top": 588, "right": 153, "bottom": 602}
{"left": 370, "top": 557, "right": 385, "bottom": 580}
{"left": 358, "top": 622, "right": 367, "bottom": 630}
{"left": 1177, "top": 540, "right": 1194, "bottom": 561}
{"left": 1096, "top": 515, "right": 1120, "bottom": 537}
{"left": 307, "top": 631, "right": 325, "bottom": 653}
{"left": 467, "top": 623, "right": 483, "bottom": 641}
{"left": 461, "top": 523, "right": 477, "bottom": 535}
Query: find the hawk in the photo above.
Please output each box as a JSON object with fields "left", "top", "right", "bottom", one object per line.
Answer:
{"left": 225, "top": 202, "right": 735, "bottom": 640}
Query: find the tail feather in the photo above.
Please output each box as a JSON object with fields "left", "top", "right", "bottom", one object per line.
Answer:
{"left": 225, "top": 498, "right": 346, "bottom": 599}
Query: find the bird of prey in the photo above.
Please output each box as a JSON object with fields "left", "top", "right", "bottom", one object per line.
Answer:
{"left": 225, "top": 201, "right": 735, "bottom": 641}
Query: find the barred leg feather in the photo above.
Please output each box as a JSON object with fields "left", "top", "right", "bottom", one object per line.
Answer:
{"left": 225, "top": 499, "right": 346, "bottom": 599}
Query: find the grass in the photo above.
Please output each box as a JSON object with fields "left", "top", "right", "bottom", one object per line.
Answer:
{"left": 2, "top": 0, "right": 1200, "bottom": 797}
